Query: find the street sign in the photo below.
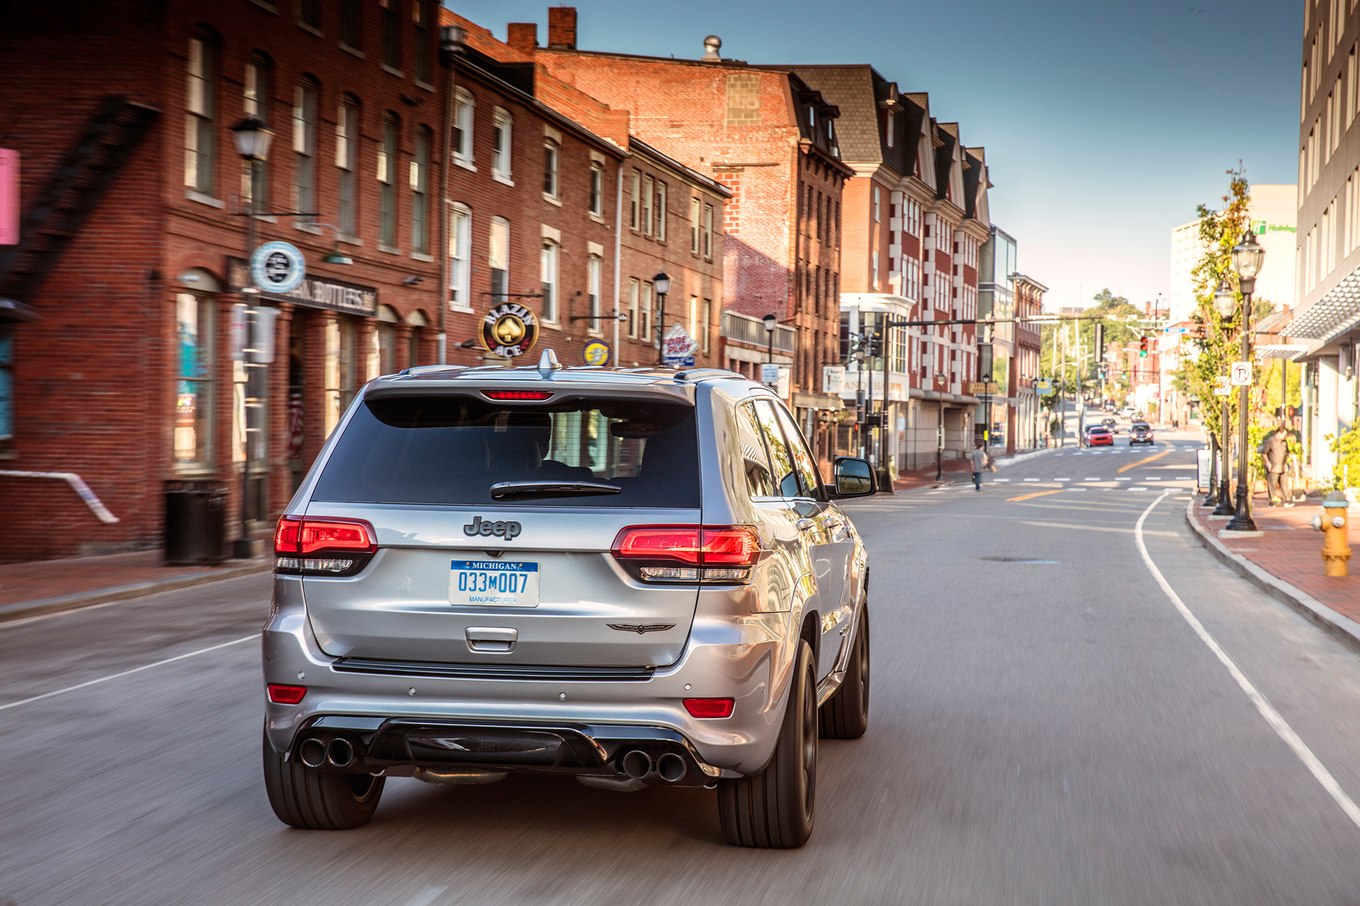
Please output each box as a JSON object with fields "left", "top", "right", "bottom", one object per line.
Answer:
{"left": 822, "top": 365, "right": 846, "bottom": 395}
{"left": 1229, "top": 361, "right": 1253, "bottom": 386}
{"left": 1034, "top": 379, "right": 1054, "bottom": 397}
{"left": 1213, "top": 375, "right": 1231, "bottom": 397}
{"left": 969, "top": 381, "right": 1000, "bottom": 395}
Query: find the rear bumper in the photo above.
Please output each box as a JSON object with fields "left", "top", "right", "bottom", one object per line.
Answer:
{"left": 262, "top": 590, "right": 798, "bottom": 778}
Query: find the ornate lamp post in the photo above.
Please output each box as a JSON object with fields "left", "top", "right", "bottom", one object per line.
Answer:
{"left": 653, "top": 272, "right": 671, "bottom": 364}
{"left": 762, "top": 313, "right": 777, "bottom": 364}
{"left": 229, "top": 115, "right": 273, "bottom": 559}
{"left": 1225, "top": 230, "right": 1264, "bottom": 532}
{"left": 1211, "top": 277, "right": 1235, "bottom": 515}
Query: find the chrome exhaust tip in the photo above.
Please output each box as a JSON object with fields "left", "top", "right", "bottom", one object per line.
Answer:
{"left": 298, "top": 737, "right": 327, "bottom": 769}
{"left": 656, "top": 752, "right": 687, "bottom": 783}
{"left": 620, "top": 749, "right": 653, "bottom": 780}
{"left": 326, "top": 737, "right": 355, "bottom": 769}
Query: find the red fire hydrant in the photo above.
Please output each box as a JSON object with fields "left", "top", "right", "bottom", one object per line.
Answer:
{"left": 1311, "top": 491, "right": 1352, "bottom": 578}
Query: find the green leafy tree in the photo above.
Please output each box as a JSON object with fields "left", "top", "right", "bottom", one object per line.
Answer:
{"left": 1038, "top": 289, "right": 1146, "bottom": 399}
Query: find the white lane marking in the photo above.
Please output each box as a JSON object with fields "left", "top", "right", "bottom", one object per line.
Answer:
{"left": 0, "top": 635, "right": 256, "bottom": 712}
{"left": 995, "top": 478, "right": 1012, "bottom": 483}
{"left": 1023, "top": 478, "right": 1039, "bottom": 482}
{"left": 1134, "top": 493, "right": 1360, "bottom": 832}
{"left": 1084, "top": 477, "right": 1102, "bottom": 481}
{"left": 1175, "top": 476, "right": 1192, "bottom": 480}
{"left": 1146, "top": 477, "right": 1162, "bottom": 481}
{"left": 1116, "top": 477, "right": 1131, "bottom": 482}
{"left": 1056, "top": 478, "right": 1071, "bottom": 482}
{"left": 1067, "top": 487, "right": 1088, "bottom": 492}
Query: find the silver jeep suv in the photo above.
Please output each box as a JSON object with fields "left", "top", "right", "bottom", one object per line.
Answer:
{"left": 262, "top": 354, "right": 874, "bottom": 848}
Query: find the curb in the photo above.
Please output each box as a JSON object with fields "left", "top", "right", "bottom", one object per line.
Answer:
{"left": 1182, "top": 498, "right": 1360, "bottom": 652}
{"left": 0, "top": 560, "right": 271, "bottom": 624}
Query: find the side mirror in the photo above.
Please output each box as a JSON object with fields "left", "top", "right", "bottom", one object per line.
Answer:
{"left": 832, "top": 457, "right": 875, "bottom": 497}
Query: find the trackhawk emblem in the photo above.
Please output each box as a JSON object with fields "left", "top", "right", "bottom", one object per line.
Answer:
{"left": 607, "top": 623, "right": 675, "bottom": 635}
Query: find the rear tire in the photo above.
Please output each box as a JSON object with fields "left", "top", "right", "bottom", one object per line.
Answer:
{"left": 263, "top": 726, "right": 384, "bottom": 829}
{"left": 717, "top": 640, "right": 816, "bottom": 848}
{"left": 820, "top": 605, "right": 870, "bottom": 739}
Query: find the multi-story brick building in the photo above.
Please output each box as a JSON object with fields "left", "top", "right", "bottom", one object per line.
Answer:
{"left": 446, "top": 12, "right": 728, "bottom": 371}
{"left": 1, "top": 0, "right": 452, "bottom": 561}
{"left": 785, "top": 68, "right": 991, "bottom": 472}
{"left": 1013, "top": 274, "right": 1047, "bottom": 449}
{"left": 521, "top": 8, "right": 853, "bottom": 460}
{"left": 0, "top": 1, "right": 725, "bottom": 563}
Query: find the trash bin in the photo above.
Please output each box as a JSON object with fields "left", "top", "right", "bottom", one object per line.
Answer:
{"left": 164, "top": 480, "right": 228, "bottom": 565}
{"left": 875, "top": 467, "right": 894, "bottom": 495}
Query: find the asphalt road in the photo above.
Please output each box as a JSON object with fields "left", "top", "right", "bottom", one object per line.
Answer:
{"left": 5, "top": 435, "right": 1360, "bottom": 905}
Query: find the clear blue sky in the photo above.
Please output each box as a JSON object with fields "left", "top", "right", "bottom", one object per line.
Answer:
{"left": 447, "top": 0, "right": 1303, "bottom": 311}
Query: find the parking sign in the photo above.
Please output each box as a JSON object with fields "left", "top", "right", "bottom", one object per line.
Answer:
{"left": 1229, "top": 361, "right": 1252, "bottom": 386}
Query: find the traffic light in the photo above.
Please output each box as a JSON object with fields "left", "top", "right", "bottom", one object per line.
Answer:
{"left": 1138, "top": 335, "right": 1149, "bottom": 357}
{"left": 864, "top": 333, "right": 882, "bottom": 357}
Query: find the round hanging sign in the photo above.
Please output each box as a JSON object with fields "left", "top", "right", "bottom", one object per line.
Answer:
{"left": 249, "top": 241, "right": 306, "bottom": 294}
{"left": 582, "top": 339, "right": 611, "bottom": 366}
{"left": 480, "top": 302, "right": 539, "bottom": 358}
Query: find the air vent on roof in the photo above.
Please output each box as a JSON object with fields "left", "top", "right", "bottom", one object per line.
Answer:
{"left": 703, "top": 35, "right": 722, "bottom": 61}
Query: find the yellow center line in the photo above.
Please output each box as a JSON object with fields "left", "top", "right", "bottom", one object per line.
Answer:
{"left": 1119, "top": 449, "right": 1169, "bottom": 474}
{"left": 1008, "top": 488, "right": 1065, "bottom": 502}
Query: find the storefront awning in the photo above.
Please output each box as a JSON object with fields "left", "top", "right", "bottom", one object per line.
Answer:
{"left": 1255, "top": 343, "right": 1313, "bottom": 361}
{"left": 1286, "top": 270, "right": 1360, "bottom": 342}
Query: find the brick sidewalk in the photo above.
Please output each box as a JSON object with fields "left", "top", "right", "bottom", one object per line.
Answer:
{"left": 1188, "top": 492, "right": 1360, "bottom": 625}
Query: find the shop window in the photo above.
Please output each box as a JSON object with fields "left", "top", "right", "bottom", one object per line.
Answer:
{"left": 324, "top": 317, "right": 358, "bottom": 436}
{"left": 173, "top": 292, "right": 214, "bottom": 468}
{"left": 0, "top": 330, "right": 13, "bottom": 446}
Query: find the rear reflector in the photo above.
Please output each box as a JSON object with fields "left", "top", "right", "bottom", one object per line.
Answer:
{"left": 483, "top": 390, "right": 553, "bottom": 401}
{"left": 683, "top": 697, "right": 734, "bottom": 719}
{"left": 267, "top": 683, "right": 307, "bottom": 705}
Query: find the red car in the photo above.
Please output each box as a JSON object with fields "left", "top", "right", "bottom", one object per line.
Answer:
{"left": 1084, "top": 425, "right": 1113, "bottom": 447}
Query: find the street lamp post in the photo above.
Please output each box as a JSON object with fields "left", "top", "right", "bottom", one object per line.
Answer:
{"left": 1210, "top": 277, "right": 1235, "bottom": 515}
{"left": 1226, "top": 230, "right": 1264, "bottom": 532}
{"left": 654, "top": 272, "right": 671, "bottom": 365}
{"left": 762, "top": 313, "right": 777, "bottom": 364}
{"left": 230, "top": 115, "right": 273, "bottom": 560}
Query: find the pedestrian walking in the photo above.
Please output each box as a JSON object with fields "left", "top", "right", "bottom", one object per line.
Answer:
{"left": 970, "top": 442, "right": 990, "bottom": 492}
{"left": 1261, "top": 423, "right": 1292, "bottom": 507}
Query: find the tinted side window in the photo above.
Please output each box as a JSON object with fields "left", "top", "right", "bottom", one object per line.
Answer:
{"left": 753, "top": 400, "right": 800, "bottom": 498}
{"left": 771, "top": 403, "right": 824, "bottom": 499}
{"left": 312, "top": 396, "right": 699, "bottom": 508}
{"left": 733, "top": 402, "right": 776, "bottom": 498}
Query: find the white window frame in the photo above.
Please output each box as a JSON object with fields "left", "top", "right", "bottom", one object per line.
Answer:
{"left": 587, "top": 254, "right": 603, "bottom": 334}
{"left": 655, "top": 181, "right": 667, "bottom": 240}
{"left": 589, "top": 162, "right": 604, "bottom": 217}
{"left": 448, "top": 202, "right": 471, "bottom": 310}
{"left": 489, "top": 216, "right": 510, "bottom": 300}
{"left": 540, "top": 238, "right": 560, "bottom": 323}
{"left": 491, "top": 107, "right": 512, "bottom": 183}
{"left": 453, "top": 87, "right": 475, "bottom": 168}
{"left": 642, "top": 174, "right": 654, "bottom": 237}
{"left": 542, "top": 139, "right": 559, "bottom": 201}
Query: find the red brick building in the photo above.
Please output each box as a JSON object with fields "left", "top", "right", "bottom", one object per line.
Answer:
{"left": 522, "top": 9, "right": 853, "bottom": 457}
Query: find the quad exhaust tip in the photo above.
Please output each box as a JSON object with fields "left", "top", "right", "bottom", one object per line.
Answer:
{"left": 619, "top": 749, "right": 687, "bottom": 783}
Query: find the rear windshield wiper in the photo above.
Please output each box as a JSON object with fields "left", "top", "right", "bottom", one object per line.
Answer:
{"left": 489, "top": 480, "right": 622, "bottom": 500}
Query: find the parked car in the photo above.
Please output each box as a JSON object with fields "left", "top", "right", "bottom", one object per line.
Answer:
{"left": 1084, "top": 425, "right": 1114, "bottom": 447}
{"left": 261, "top": 354, "right": 876, "bottom": 848}
{"left": 1129, "top": 421, "right": 1155, "bottom": 445}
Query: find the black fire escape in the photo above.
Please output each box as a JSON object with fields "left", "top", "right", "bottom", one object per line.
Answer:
{"left": 0, "top": 95, "right": 159, "bottom": 314}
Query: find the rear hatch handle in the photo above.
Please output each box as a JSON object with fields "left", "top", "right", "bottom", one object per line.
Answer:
{"left": 466, "top": 626, "right": 518, "bottom": 654}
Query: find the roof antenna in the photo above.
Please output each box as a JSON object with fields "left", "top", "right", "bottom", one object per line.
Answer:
{"left": 537, "top": 348, "right": 562, "bottom": 376}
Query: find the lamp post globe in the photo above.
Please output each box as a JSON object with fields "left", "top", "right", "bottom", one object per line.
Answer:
{"left": 762, "top": 313, "right": 777, "bottom": 364}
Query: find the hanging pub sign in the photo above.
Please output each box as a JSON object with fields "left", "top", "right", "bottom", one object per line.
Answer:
{"left": 582, "top": 338, "right": 611, "bottom": 366}
{"left": 250, "top": 241, "right": 306, "bottom": 294}
{"left": 481, "top": 302, "right": 539, "bottom": 358}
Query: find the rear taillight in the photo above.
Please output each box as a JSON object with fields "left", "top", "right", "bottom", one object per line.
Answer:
{"left": 274, "top": 516, "right": 377, "bottom": 576}
{"left": 611, "top": 525, "right": 761, "bottom": 584}
{"left": 483, "top": 390, "right": 554, "bottom": 401}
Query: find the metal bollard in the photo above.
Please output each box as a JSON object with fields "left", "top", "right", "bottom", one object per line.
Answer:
{"left": 1310, "top": 490, "right": 1352, "bottom": 578}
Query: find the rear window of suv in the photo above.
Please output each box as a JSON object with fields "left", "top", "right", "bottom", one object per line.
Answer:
{"left": 311, "top": 395, "right": 699, "bottom": 508}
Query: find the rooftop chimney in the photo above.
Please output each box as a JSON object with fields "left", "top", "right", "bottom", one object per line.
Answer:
{"left": 702, "top": 35, "right": 722, "bottom": 61}
{"left": 547, "top": 7, "right": 577, "bottom": 50}
{"left": 507, "top": 22, "right": 537, "bottom": 55}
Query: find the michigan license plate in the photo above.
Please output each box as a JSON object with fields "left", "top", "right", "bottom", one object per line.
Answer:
{"left": 449, "top": 560, "right": 540, "bottom": 607}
